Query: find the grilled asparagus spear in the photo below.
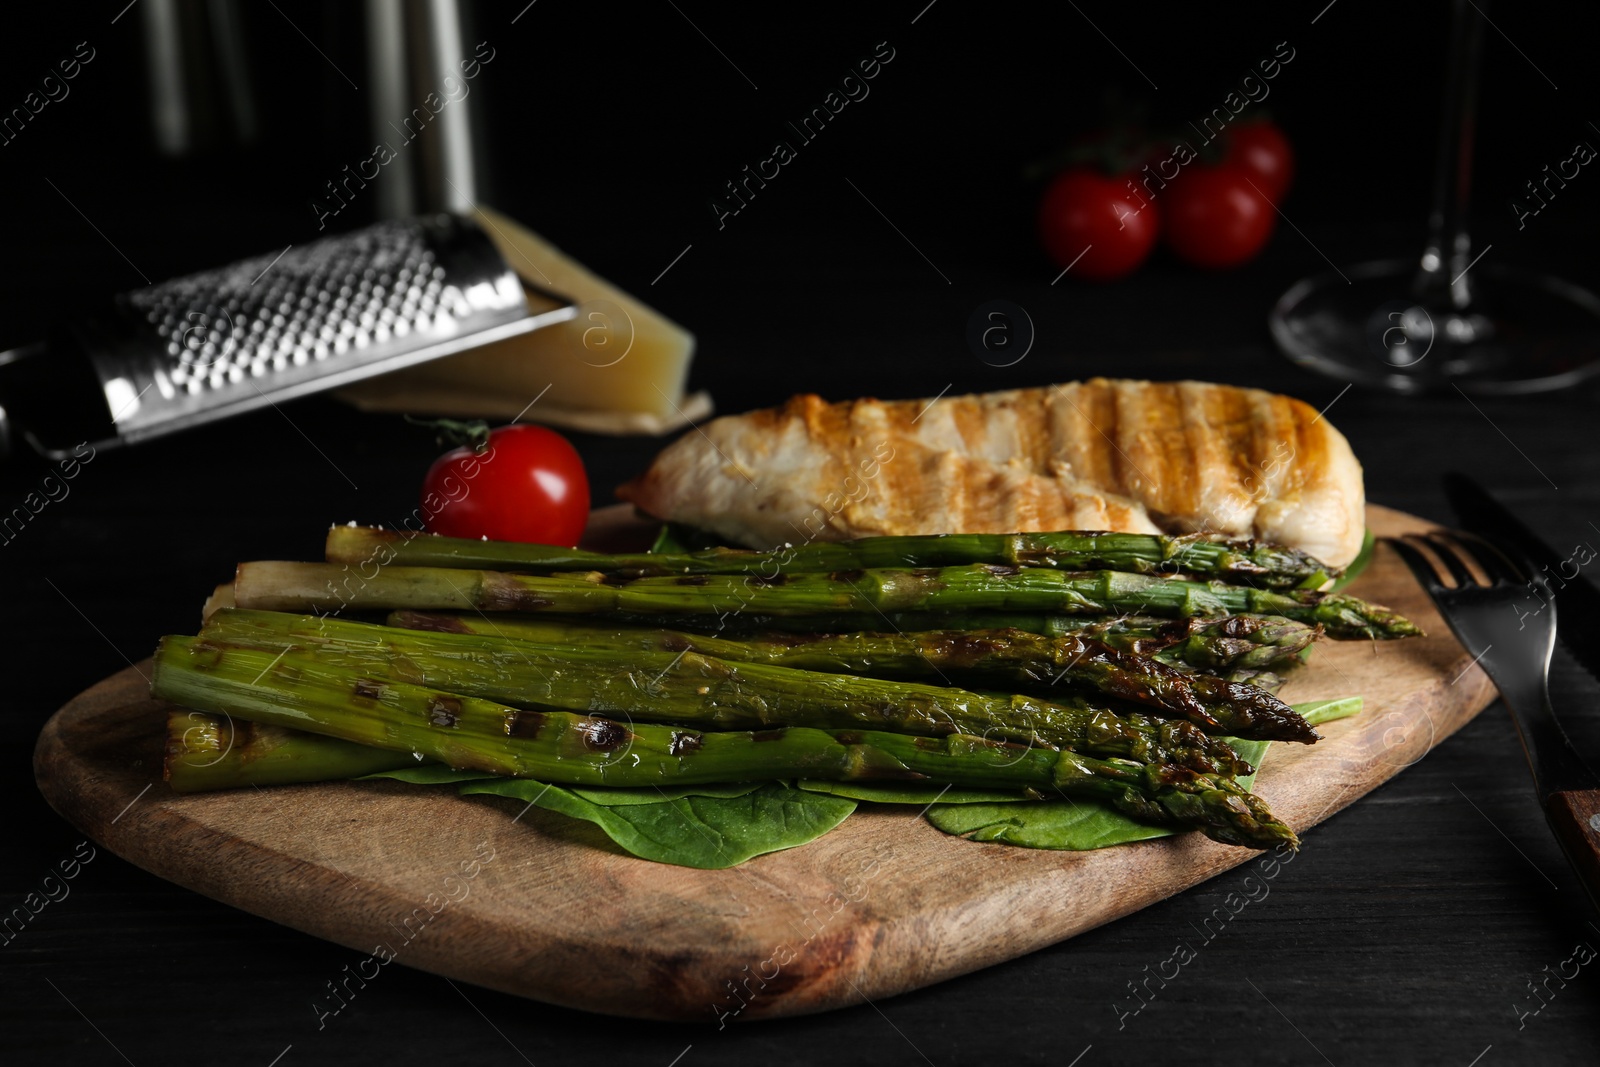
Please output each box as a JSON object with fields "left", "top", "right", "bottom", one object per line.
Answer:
{"left": 379, "top": 610, "right": 1315, "bottom": 741}
{"left": 468, "top": 610, "right": 1321, "bottom": 672}
{"left": 326, "top": 524, "right": 1334, "bottom": 588}
{"left": 198, "top": 609, "right": 1262, "bottom": 767}
{"left": 150, "top": 636, "right": 1299, "bottom": 849}
{"left": 236, "top": 561, "right": 1419, "bottom": 639}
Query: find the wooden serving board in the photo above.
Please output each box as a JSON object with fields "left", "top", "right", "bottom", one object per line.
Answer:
{"left": 34, "top": 505, "right": 1496, "bottom": 1022}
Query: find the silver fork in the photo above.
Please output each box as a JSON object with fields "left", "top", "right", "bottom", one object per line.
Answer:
{"left": 1389, "top": 530, "right": 1600, "bottom": 911}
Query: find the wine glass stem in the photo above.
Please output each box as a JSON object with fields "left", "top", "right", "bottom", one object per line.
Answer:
{"left": 1414, "top": 0, "right": 1486, "bottom": 310}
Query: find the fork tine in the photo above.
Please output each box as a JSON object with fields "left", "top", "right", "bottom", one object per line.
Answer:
{"left": 1387, "top": 537, "right": 1447, "bottom": 592}
{"left": 1418, "top": 533, "right": 1483, "bottom": 588}
{"left": 1449, "top": 530, "right": 1532, "bottom": 587}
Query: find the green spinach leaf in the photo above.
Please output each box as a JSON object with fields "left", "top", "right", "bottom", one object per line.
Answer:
{"left": 458, "top": 778, "right": 855, "bottom": 868}
{"left": 649, "top": 523, "right": 728, "bottom": 553}
{"left": 362, "top": 765, "right": 762, "bottom": 805}
{"left": 566, "top": 782, "right": 762, "bottom": 805}
{"left": 360, "top": 764, "right": 499, "bottom": 785}
{"left": 795, "top": 781, "right": 1034, "bottom": 805}
{"left": 926, "top": 801, "right": 1176, "bottom": 850}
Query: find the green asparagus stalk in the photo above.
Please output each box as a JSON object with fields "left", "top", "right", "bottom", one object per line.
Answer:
{"left": 199, "top": 609, "right": 1259, "bottom": 770}
{"left": 163, "top": 694, "right": 1353, "bottom": 792}
{"left": 236, "top": 561, "right": 1419, "bottom": 640}
{"left": 150, "top": 636, "right": 1298, "bottom": 849}
{"left": 381, "top": 610, "right": 1315, "bottom": 742}
{"left": 326, "top": 524, "right": 1334, "bottom": 588}
{"left": 165, "top": 709, "right": 413, "bottom": 791}
{"left": 493, "top": 610, "right": 1322, "bottom": 672}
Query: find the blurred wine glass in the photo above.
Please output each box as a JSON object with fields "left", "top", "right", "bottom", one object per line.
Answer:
{"left": 1270, "top": 0, "right": 1600, "bottom": 394}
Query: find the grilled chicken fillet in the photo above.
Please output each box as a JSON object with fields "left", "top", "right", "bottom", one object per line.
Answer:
{"left": 618, "top": 378, "right": 1366, "bottom": 569}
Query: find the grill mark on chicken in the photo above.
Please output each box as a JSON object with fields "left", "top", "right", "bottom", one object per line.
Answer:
{"left": 1292, "top": 397, "right": 1327, "bottom": 498}
{"left": 1014, "top": 392, "right": 1050, "bottom": 482}
{"left": 1207, "top": 383, "right": 1257, "bottom": 532}
{"left": 1100, "top": 380, "right": 1135, "bottom": 496}
{"left": 1144, "top": 381, "right": 1199, "bottom": 522}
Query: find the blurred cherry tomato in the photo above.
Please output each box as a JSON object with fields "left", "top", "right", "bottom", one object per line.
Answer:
{"left": 423, "top": 424, "right": 590, "bottom": 546}
{"left": 1163, "top": 165, "right": 1276, "bottom": 269}
{"left": 1224, "top": 121, "right": 1295, "bottom": 203}
{"left": 1037, "top": 167, "right": 1160, "bottom": 281}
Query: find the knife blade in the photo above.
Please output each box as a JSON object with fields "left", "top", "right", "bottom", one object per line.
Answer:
{"left": 1443, "top": 472, "right": 1600, "bottom": 682}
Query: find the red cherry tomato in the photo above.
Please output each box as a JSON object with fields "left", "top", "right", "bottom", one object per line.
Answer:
{"left": 1163, "top": 165, "right": 1276, "bottom": 269}
{"left": 1037, "top": 167, "right": 1160, "bottom": 282}
{"left": 422, "top": 424, "right": 590, "bottom": 546}
{"left": 1224, "top": 121, "right": 1295, "bottom": 203}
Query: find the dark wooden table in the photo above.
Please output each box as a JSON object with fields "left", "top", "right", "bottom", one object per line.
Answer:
{"left": 5, "top": 2, "right": 1600, "bottom": 1063}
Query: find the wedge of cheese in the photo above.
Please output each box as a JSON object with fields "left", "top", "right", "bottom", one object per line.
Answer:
{"left": 339, "top": 206, "right": 707, "bottom": 432}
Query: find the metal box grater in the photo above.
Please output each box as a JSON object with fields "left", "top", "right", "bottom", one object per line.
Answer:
{"left": 0, "top": 214, "right": 573, "bottom": 460}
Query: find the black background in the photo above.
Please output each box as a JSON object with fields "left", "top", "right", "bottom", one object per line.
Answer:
{"left": 3, "top": 2, "right": 1599, "bottom": 1064}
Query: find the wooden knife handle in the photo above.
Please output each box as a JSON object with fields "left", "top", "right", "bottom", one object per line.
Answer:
{"left": 1545, "top": 790, "right": 1600, "bottom": 906}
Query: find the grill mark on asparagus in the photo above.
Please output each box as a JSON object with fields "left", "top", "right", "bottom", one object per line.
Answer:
{"left": 427, "top": 695, "right": 462, "bottom": 728}
{"left": 394, "top": 611, "right": 473, "bottom": 635}
{"left": 578, "top": 717, "right": 630, "bottom": 752}
{"left": 505, "top": 709, "right": 547, "bottom": 739}
{"left": 480, "top": 572, "right": 553, "bottom": 611}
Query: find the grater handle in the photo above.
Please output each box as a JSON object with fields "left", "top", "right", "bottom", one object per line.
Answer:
{"left": 0, "top": 338, "right": 117, "bottom": 463}
{"left": 0, "top": 214, "right": 577, "bottom": 463}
